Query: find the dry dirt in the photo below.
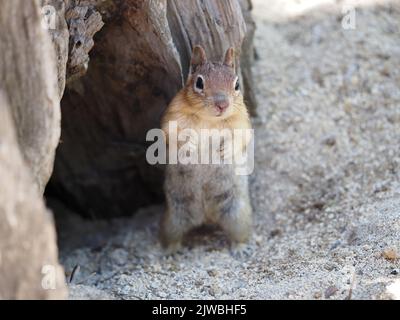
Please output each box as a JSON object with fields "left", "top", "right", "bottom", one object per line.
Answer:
{"left": 54, "top": 0, "right": 400, "bottom": 300}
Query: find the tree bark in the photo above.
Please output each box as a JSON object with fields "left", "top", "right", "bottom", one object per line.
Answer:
{"left": 48, "top": 0, "right": 257, "bottom": 218}
{"left": 0, "top": 0, "right": 67, "bottom": 299}
{"left": 239, "top": 0, "right": 258, "bottom": 116}
{"left": 42, "top": 0, "right": 69, "bottom": 98}
{"left": 0, "top": 94, "right": 67, "bottom": 299}
{"left": 0, "top": 0, "right": 61, "bottom": 194}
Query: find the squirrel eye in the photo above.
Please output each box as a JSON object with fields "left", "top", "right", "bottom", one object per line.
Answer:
{"left": 195, "top": 75, "right": 204, "bottom": 92}
{"left": 234, "top": 78, "right": 240, "bottom": 91}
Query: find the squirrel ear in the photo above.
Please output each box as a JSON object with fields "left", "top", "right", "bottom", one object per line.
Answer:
{"left": 223, "top": 47, "right": 235, "bottom": 69}
{"left": 190, "top": 45, "right": 207, "bottom": 73}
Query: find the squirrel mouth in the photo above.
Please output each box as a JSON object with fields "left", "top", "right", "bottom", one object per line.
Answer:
{"left": 215, "top": 105, "right": 228, "bottom": 116}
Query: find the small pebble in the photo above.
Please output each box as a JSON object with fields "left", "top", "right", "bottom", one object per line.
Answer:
{"left": 195, "top": 279, "right": 204, "bottom": 287}
{"left": 207, "top": 269, "right": 218, "bottom": 277}
{"left": 209, "top": 284, "right": 221, "bottom": 297}
{"left": 322, "top": 135, "right": 336, "bottom": 146}
{"left": 325, "top": 286, "right": 338, "bottom": 298}
{"left": 324, "top": 262, "right": 338, "bottom": 271}
{"left": 314, "top": 292, "right": 322, "bottom": 299}
{"left": 382, "top": 248, "right": 398, "bottom": 261}
{"left": 254, "top": 234, "right": 263, "bottom": 245}
{"left": 270, "top": 229, "right": 282, "bottom": 238}
{"left": 329, "top": 240, "right": 341, "bottom": 251}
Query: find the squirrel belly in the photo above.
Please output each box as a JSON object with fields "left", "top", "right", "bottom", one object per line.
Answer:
{"left": 159, "top": 45, "right": 253, "bottom": 253}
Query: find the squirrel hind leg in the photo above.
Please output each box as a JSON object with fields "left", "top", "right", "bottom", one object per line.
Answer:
{"left": 219, "top": 203, "right": 253, "bottom": 259}
{"left": 159, "top": 203, "right": 203, "bottom": 254}
{"left": 160, "top": 238, "right": 182, "bottom": 256}
{"left": 159, "top": 212, "right": 184, "bottom": 254}
{"left": 217, "top": 197, "right": 252, "bottom": 244}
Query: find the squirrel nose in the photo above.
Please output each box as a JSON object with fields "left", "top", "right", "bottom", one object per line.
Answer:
{"left": 214, "top": 93, "right": 229, "bottom": 113}
{"left": 215, "top": 101, "right": 229, "bottom": 112}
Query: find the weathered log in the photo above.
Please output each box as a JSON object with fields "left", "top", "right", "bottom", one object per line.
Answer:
{"left": 0, "top": 0, "right": 61, "bottom": 194}
{"left": 0, "top": 0, "right": 67, "bottom": 299}
{"left": 42, "top": 0, "right": 69, "bottom": 98}
{"left": 0, "top": 93, "right": 67, "bottom": 299}
{"left": 48, "top": 0, "right": 257, "bottom": 218}
{"left": 239, "top": 0, "right": 258, "bottom": 116}
{"left": 42, "top": 0, "right": 104, "bottom": 97}
{"left": 64, "top": 0, "right": 104, "bottom": 83}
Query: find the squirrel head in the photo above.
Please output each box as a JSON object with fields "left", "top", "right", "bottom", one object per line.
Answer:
{"left": 185, "top": 45, "right": 242, "bottom": 119}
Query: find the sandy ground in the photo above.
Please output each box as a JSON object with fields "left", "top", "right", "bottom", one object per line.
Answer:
{"left": 54, "top": 0, "right": 400, "bottom": 299}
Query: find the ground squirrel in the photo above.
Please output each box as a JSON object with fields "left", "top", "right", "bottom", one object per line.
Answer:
{"left": 160, "top": 45, "right": 253, "bottom": 253}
